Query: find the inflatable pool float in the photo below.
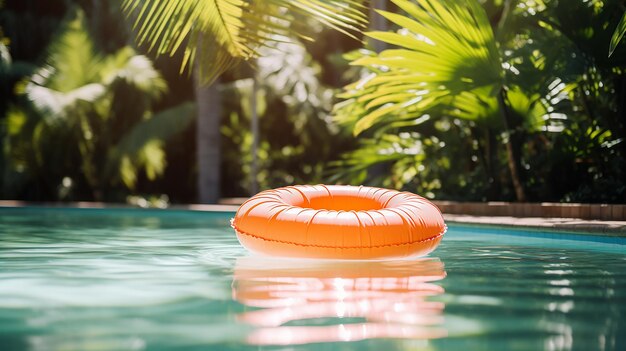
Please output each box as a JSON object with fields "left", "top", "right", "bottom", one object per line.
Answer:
{"left": 231, "top": 185, "right": 446, "bottom": 259}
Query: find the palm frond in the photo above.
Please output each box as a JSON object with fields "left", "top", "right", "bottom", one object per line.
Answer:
{"left": 25, "top": 12, "right": 167, "bottom": 124}
{"left": 334, "top": 0, "right": 502, "bottom": 135}
{"left": 23, "top": 8, "right": 106, "bottom": 122}
{"left": 329, "top": 132, "right": 428, "bottom": 188}
{"left": 609, "top": 11, "right": 626, "bottom": 56}
{"left": 110, "top": 102, "right": 195, "bottom": 188}
{"left": 42, "top": 9, "right": 102, "bottom": 92}
{"left": 101, "top": 47, "right": 168, "bottom": 99}
{"left": 123, "top": 0, "right": 368, "bottom": 84}
{"left": 25, "top": 83, "right": 106, "bottom": 122}
{"left": 0, "top": 41, "right": 10, "bottom": 66}
{"left": 115, "top": 102, "right": 195, "bottom": 154}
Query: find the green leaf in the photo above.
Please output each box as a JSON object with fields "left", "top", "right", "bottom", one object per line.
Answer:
{"left": 40, "top": 9, "right": 101, "bottom": 92}
{"left": 6, "top": 106, "right": 27, "bottom": 135}
{"left": 335, "top": 0, "right": 502, "bottom": 135}
{"left": 123, "top": 0, "right": 368, "bottom": 84}
{"left": 115, "top": 102, "right": 196, "bottom": 155}
{"left": 110, "top": 102, "right": 195, "bottom": 189}
{"left": 139, "top": 140, "right": 166, "bottom": 181}
{"left": 24, "top": 10, "right": 167, "bottom": 125}
{"left": 101, "top": 47, "right": 167, "bottom": 98}
{"left": 609, "top": 11, "right": 626, "bottom": 57}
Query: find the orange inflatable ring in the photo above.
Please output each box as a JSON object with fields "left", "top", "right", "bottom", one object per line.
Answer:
{"left": 231, "top": 185, "right": 446, "bottom": 259}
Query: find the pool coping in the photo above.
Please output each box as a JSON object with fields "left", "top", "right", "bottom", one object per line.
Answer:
{"left": 1, "top": 200, "right": 624, "bottom": 236}
{"left": 443, "top": 214, "right": 626, "bottom": 236}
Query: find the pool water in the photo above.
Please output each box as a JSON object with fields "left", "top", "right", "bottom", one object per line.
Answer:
{"left": 0, "top": 208, "right": 624, "bottom": 351}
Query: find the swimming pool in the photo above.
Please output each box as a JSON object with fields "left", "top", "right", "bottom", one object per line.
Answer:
{"left": 0, "top": 208, "right": 624, "bottom": 350}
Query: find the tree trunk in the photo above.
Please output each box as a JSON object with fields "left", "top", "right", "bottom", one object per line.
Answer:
{"left": 498, "top": 88, "right": 527, "bottom": 202}
{"left": 194, "top": 71, "right": 222, "bottom": 204}
{"left": 250, "top": 76, "right": 259, "bottom": 195}
{"left": 470, "top": 126, "right": 498, "bottom": 200}
{"left": 487, "top": 128, "right": 501, "bottom": 199}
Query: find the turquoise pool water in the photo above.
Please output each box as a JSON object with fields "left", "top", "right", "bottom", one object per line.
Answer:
{"left": 0, "top": 208, "right": 624, "bottom": 351}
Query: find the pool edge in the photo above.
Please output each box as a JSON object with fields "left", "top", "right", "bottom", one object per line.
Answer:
{"left": 1, "top": 201, "right": 624, "bottom": 237}
{"left": 444, "top": 214, "right": 626, "bottom": 237}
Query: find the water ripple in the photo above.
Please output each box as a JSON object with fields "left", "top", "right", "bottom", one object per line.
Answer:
{"left": 0, "top": 208, "right": 624, "bottom": 351}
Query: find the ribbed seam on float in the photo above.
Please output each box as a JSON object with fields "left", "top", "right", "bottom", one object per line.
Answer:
{"left": 231, "top": 221, "right": 447, "bottom": 249}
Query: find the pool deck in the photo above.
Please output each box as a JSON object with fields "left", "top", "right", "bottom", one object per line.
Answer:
{"left": 443, "top": 214, "right": 626, "bottom": 236}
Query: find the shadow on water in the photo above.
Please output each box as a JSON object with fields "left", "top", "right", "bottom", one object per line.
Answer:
{"left": 231, "top": 256, "right": 448, "bottom": 345}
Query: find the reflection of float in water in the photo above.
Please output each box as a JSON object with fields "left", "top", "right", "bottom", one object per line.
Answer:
{"left": 232, "top": 257, "right": 447, "bottom": 345}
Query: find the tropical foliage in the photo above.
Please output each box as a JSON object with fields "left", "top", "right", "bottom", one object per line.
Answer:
{"left": 336, "top": 0, "right": 502, "bottom": 135}
{"left": 334, "top": 0, "right": 625, "bottom": 203}
{"left": 121, "top": 0, "right": 371, "bottom": 203}
{"left": 221, "top": 36, "right": 357, "bottom": 194}
{"left": 610, "top": 11, "right": 626, "bottom": 56}
{"left": 1, "top": 0, "right": 625, "bottom": 204}
{"left": 3, "top": 9, "right": 195, "bottom": 201}
{"left": 0, "top": 0, "right": 366, "bottom": 203}
{"left": 122, "top": 0, "right": 369, "bottom": 84}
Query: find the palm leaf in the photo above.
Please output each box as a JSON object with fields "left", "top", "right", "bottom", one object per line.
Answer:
{"left": 123, "top": 0, "right": 368, "bottom": 84}
{"left": 609, "top": 11, "right": 626, "bottom": 57}
{"left": 115, "top": 102, "right": 195, "bottom": 154}
{"left": 22, "top": 10, "right": 105, "bottom": 121}
{"left": 328, "top": 132, "right": 428, "bottom": 188}
{"left": 25, "top": 83, "right": 106, "bottom": 122}
{"left": 37, "top": 9, "right": 102, "bottom": 92}
{"left": 334, "top": 0, "right": 502, "bottom": 135}
{"left": 110, "top": 102, "right": 196, "bottom": 188}
{"left": 26, "top": 38, "right": 166, "bottom": 124}
{"left": 101, "top": 47, "right": 168, "bottom": 99}
{"left": 0, "top": 41, "right": 10, "bottom": 66}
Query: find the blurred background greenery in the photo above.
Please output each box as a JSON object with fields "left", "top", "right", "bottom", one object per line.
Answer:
{"left": 0, "top": 0, "right": 624, "bottom": 205}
